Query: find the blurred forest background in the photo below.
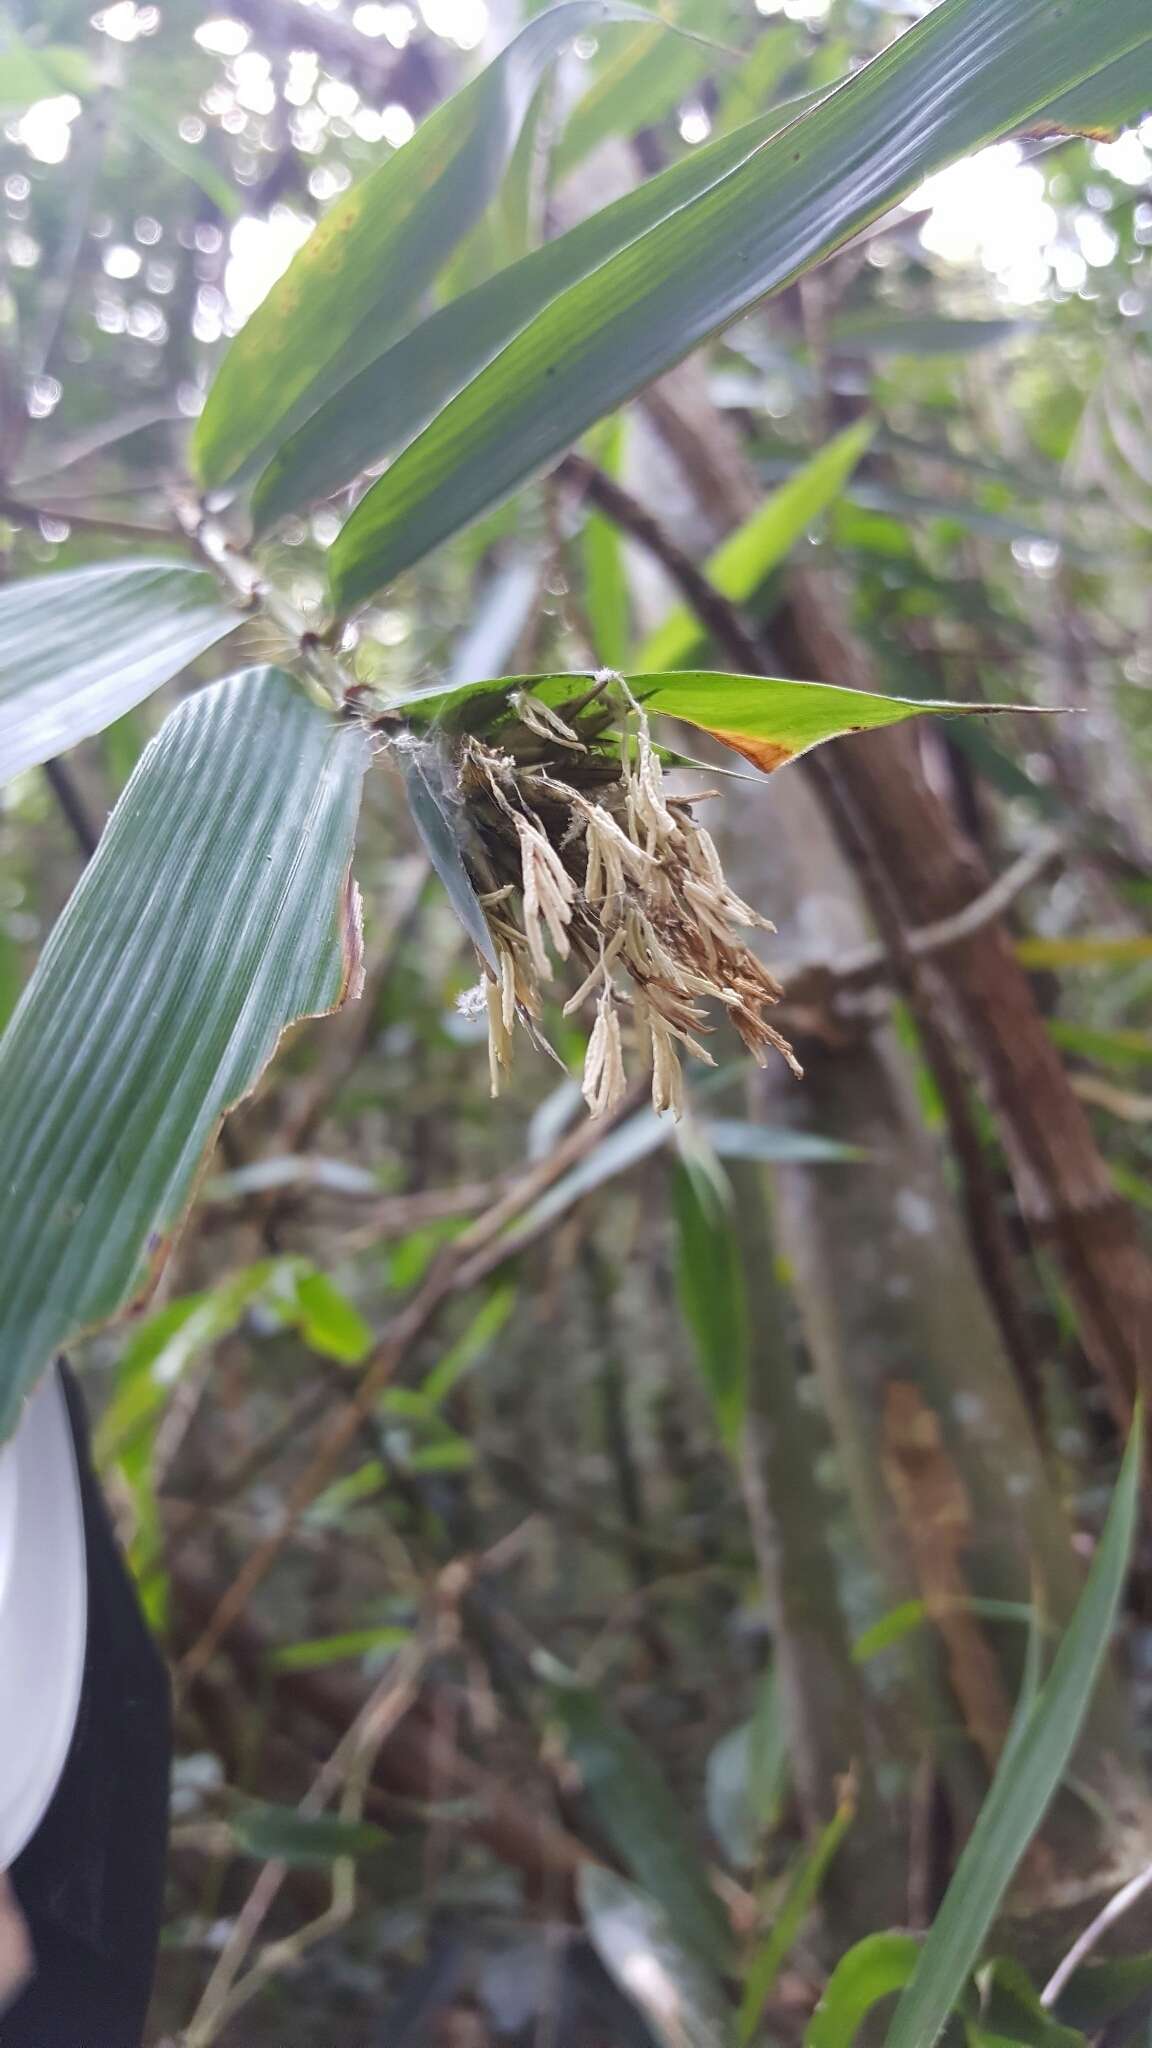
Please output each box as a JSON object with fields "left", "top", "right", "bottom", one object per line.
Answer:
{"left": 3, "top": 0, "right": 1152, "bottom": 2039}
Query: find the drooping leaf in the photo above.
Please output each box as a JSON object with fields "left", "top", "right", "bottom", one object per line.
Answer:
{"left": 580, "top": 1865, "right": 737, "bottom": 2048}
{"left": 547, "top": 1667, "right": 734, "bottom": 1975}
{"left": 194, "top": 0, "right": 650, "bottom": 495}
{"left": 0, "top": 667, "right": 368, "bottom": 1441}
{"left": 637, "top": 418, "right": 874, "bottom": 671}
{"left": 884, "top": 1413, "right": 1144, "bottom": 2048}
{"left": 328, "top": 0, "right": 1152, "bottom": 609}
{"left": 673, "top": 1148, "right": 749, "bottom": 1452}
{"left": 804, "top": 1933, "right": 923, "bottom": 2048}
{"left": 0, "top": 560, "right": 239, "bottom": 785}
{"left": 252, "top": 102, "right": 799, "bottom": 534}
{"left": 514, "top": 1101, "right": 854, "bottom": 1242}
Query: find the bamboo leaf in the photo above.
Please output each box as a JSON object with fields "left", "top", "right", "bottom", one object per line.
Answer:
{"left": 251, "top": 102, "right": 795, "bottom": 534}
{"left": 637, "top": 419, "right": 874, "bottom": 671}
{"left": 0, "top": 560, "right": 239, "bottom": 785}
{"left": 580, "top": 1865, "right": 737, "bottom": 2048}
{"left": 272, "top": 1627, "right": 412, "bottom": 1671}
{"left": 805, "top": 1934, "right": 923, "bottom": 2048}
{"left": 383, "top": 668, "right": 1032, "bottom": 778}
{"left": 884, "top": 1413, "right": 1144, "bottom": 2048}
{"left": 547, "top": 1667, "right": 734, "bottom": 1975}
{"left": 0, "top": 667, "right": 368, "bottom": 1441}
{"left": 194, "top": 0, "right": 650, "bottom": 495}
{"left": 1028, "top": 47, "right": 1152, "bottom": 140}
{"left": 673, "top": 1148, "right": 749, "bottom": 1452}
{"left": 231, "top": 1802, "right": 390, "bottom": 1865}
{"left": 582, "top": 417, "right": 632, "bottom": 670}
{"left": 554, "top": 18, "right": 718, "bottom": 177}
{"left": 0, "top": 33, "right": 91, "bottom": 102}
{"left": 740, "top": 1787, "right": 856, "bottom": 2041}
{"left": 328, "top": 0, "right": 1152, "bottom": 610}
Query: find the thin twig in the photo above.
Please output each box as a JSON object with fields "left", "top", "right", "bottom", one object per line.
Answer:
{"left": 1041, "top": 1858, "right": 1152, "bottom": 2006}
{"left": 42, "top": 758, "right": 102, "bottom": 860}
{"left": 183, "top": 1635, "right": 429, "bottom": 2047}
{"left": 177, "top": 1084, "right": 645, "bottom": 1682}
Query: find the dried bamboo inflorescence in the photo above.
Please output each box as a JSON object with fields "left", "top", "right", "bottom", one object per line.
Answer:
{"left": 437, "top": 678, "right": 800, "bottom": 1117}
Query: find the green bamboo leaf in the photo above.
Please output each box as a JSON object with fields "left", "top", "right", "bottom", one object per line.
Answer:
{"left": 231, "top": 1802, "right": 390, "bottom": 1865}
{"left": 624, "top": 671, "right": 1033, "bottom": 775}
{"left": 884, "top": 1413, "right": 1144, "bottom": 2048}
{"left": 252, "top": 103, "right": 794, "bottom": 534}
{"left": 581, "top": 1865, "right": 737, "bottom": 2048}
{"left": 272, "top": 1627, "right": 412, "bottom": 1671}
{"left": 0, "top": 33, "right": 91, "bottom": 102}
{"left": 673, "top": 1149, "right": 749, "bottom": 1451}
{"left": 637, "top": 418, "right": 874, "bottom": 671}
{"left": 194, "top": 0, "right": 650, "bottom": 495}
{"left": 121, "top": 92, "right": 241, "bottom": 218}
{"left": 1017, "top": 936, "right": 1152, "bottom": 969}
{"left": 1028, "top": 47, "right": 1152, "bottom": 139}
{"left": 740, "top": 1789, "right": 855, "bottom": 2042}
{"left": 0, "top": 667, "right": 368, "bottom": 1441}
{"left": 805, "top": 1934, "right": 923, "bottom": 2048}
{"left": 1053, "top": 1953, "right": 1152, "bottom": 2034}
{"left": 827, "top": 314, "right": 1023, "bottom": 358}
{"left": 547, "top": 1667, "right": 734, "bottom": 1975}
{"left": 975, "top": 1960, "right": 1084, "bottom": 2048}
{"left": 554, "top": 16, "right": 718, "bottom": 176}
{"left": 381, "top": 668, "right": 1029, "bottom": 777}
{"left": 706, "top": 1666, "right": 788, "bottom": 1870}
{"left": 0, "top": 560, "right": 239, "bottom": 785}
{"left": 285, "top": 1266, "right": 373, "bottom": 1364}
{"left": 582, "top": 418, "right": 632, "bottom": 670}
{"left": 328, "top": 0, "right": 1152, "bottom": 611}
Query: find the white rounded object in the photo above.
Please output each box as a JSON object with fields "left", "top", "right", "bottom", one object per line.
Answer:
{"left": 0, "top": 1366, "right": 87, "bottom": 1868}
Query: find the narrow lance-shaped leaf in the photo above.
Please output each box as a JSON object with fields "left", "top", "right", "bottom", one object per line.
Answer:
{"left": 884, "top": 1411, "right": 1144, "bottom": 2048}
{"left": 637, "top": 418, "right": 874, "bottom": 672}
{"left": 252, "top": 102, "right": 798, "bottom": 534}
{"left": 547, "top": 1667, "right": 734, "bottom": 1975}
{"left": 0, "top": 560, "right": 239, "bottom": 785}
{"left": 0, "top": 667, "right": 369, "bottom": 1441}
{"left": 194, "top": 0, "right": 650, "bottom": 495}
{"left": 673, "top": 1149, "right": 749, "bottom": 1452}
{"left": 329, "top": 0, "right": 1152, "bottom": 611}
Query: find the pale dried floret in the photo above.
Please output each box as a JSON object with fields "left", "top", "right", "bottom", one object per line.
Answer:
{"left": 515, "top": 814, "right": 574, "bottom": 977}
{"left": 582, "top": 988, "right": 628, "bottom": 1118}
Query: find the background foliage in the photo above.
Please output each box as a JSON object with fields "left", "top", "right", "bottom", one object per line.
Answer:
{"left": 2, "top": 0, "right": 1152, "bottom": 2039}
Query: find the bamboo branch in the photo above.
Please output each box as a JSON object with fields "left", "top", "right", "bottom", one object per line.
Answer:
{"left": 556, "top": 450, "right": 1152, "bottom": 1427}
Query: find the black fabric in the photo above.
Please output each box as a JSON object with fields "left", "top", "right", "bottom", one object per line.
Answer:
{"left": 2, "top": 1367, "right": 171, "bottom": 2048}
